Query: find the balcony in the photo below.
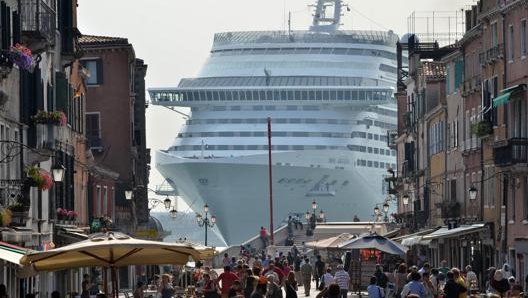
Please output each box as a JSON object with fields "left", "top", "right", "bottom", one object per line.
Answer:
{"left": 20, "top": 0, "right": 56, "bottom": 53}
{"left": 479, "top": 44, "right": 504, "bottom": 67}
{"left": 36, "top": 124, "right": 66, "bottom": 150}
{"left": 387, "top": 130, "right": 398, "bottom": 150}
{"left": 493, "top": 138, "right": 528, "bottom": 166}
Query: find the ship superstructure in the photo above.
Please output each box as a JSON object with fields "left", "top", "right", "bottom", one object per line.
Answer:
{"left": 150, "top": 0, "right": 399, "bottom": 245}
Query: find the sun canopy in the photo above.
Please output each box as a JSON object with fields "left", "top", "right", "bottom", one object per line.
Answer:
{"left": 339, "top": 233, "right": 408, "bottom": 255}
{"left": 0, "top": 241, "right": 32, "bottom": 265}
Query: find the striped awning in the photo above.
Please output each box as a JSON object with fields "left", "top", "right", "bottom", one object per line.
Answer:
{"left": 493, "top": 84, "right": 527, "bottom": 107}
{"left": 0, "top": 241, "right": 30, "bottom": 265}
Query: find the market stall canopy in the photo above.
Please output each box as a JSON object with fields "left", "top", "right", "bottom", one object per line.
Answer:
{"left": 306, "top": 233, "right": 356, "bottom": 249}
{"left": 20, "top": 231, "right": 215, "bottom": 271}
{"left": 0, "top": 241, "right": 32, "bottom": 265}
{"left": 338, "top": 232, "right": 408, "bottom": 255}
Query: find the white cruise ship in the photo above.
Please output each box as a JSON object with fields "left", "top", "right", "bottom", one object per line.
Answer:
{"left": 149, "top": 0, "right": 399, "bottom": 245}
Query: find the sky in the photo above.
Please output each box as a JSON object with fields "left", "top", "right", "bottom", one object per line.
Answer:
{"left": 77, "top": 0, "right": 475, "bottom": 211}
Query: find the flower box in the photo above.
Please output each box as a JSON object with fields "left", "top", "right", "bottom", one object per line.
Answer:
{"left": 5, "top": 43, "right": 33, "bottom": 71}
{"left": 27, "top": 167, "right": 53, "bottom": 190}
{"left": 32, "top": 110, "right": 67, "bottom": 126}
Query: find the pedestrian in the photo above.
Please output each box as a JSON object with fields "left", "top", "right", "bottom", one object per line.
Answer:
{"left": 159, "top": 274, "right": 175, "bottom": 298}
{"left": 285, "top": 271, "right": 298, "bottom": 298}
{"left": 322, "top": 268, "right": 335, "bottom": 290}
{"left": 314, "top": 255, "right": 326, "bottom": 290}
{"left": 394, "top": 263, "right": 408, "bottom": 298}
{"left": 464, "top": 265, "right": 477, "bottom": 294}
{"left": 228, "top": 280, "right": 243, "bottom": 298}
{"left": 265, "top": 274, "right": 282, "bottom": 298}
{"left": 203, "top": 274, "right": 220, "bottom": 298}
{"left": 294, "top": 256, "right": 303, "bottom": 287}
{"left": 367, "top": 276, "right": 384, "bottom": 298}
{"left": 400, "top": 272, "right": 426, "bottom": 298}
{"left": 334, "top": 264, "right": 350, "bottom": 298}
{"left": 0, "top": 285, "right": 8, "bottom": 298}
{"left": 443, "top": 271, "right": 461, "bottom": 298}
{"left": 300, "top": 258, "right": 313, "bottom": 296}
{"left": 81, "top": 274, "right": 92, "bottom": 298}
{"left": 374, "top": 264, "right": 388, "bottom": 297}
{"left": 223, "top": 253, "right": 231, "bottom": 267}
{"left": 251, "top": 277, "right": 268, "bottom": 298}
{"left": 133, "top": 282, "right": 146, "bottom": 298}
{"left": 218, "top": 266, "right": 240, "bottom": 298}
{"left": 260, "top": 227, "right": 269, "bottom": 247}
{"left": 490, "top": 269, "right": 510, "bottom": 297}
{"left": 244, "top": 274, "right": 257, "bottom": 298}
{"left": 451, "top": 268, "right": 467, "bottom": 298}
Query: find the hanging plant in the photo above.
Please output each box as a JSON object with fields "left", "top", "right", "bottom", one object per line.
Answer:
{"left": 32, "top": 110, "right": 68, "bottom": 126}
{"left": 5, "top": 43, "right": 33, "bottom": 71}
{"left": 27, "top": 167, "right": 53, "bottom": 190}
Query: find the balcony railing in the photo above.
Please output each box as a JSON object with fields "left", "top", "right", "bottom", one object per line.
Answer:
{"left": 87, "top": 136, "right": 104, "bottom": 152}
{"left": 494, "top": 137, "right": 528, "bottom": 166}
{"left": 20, "top": 0, "right": 56, "bottom": 51}
{"left": 479, "top": 44, "right": 504, "bottom": 66}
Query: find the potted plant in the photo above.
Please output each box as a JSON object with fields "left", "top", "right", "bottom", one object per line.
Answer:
{"left": 8, "top": 201, "right": 28, "bottom": 226}
{"left": 471, "top": 120, "right": 493, "bottom": 137}
{"left": 32, "top": 110, "right": 68, "bottom": 126}
{"left": 5, "top": 43, "right": 33, "bottom": 71}
{"left": 27, "top": 166, "right": 53, "bottom": 190}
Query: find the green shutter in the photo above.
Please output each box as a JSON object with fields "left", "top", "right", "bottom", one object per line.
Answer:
{"left": 55, "top": 72, "right": 69, "bottom": 112}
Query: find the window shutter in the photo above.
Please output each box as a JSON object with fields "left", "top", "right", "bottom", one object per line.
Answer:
{"left": 12, "top": 10, "right": 19, "bottom": 44}
{"left": 55, "top": 71, "right": 69, "bottom": 112}
{"left": 1, "top": 1, "right": 7, "bottom": 50}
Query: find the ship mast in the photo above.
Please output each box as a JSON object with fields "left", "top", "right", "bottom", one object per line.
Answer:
{"left": 309, "top": 0, "right": 343, "bottom": 32}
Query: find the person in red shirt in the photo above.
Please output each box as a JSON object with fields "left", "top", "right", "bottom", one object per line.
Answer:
{"left": 217, "top": 266, "right": 240, "bottom": 298}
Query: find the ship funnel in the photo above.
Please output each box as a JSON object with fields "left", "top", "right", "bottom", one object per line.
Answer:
{"left": 309, "top": 0, "right": 343, "bottom": 32}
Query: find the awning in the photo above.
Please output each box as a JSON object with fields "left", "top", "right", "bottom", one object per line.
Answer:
{"left": 393, "top": 227, "right": 440, "bottom": 246}
{"left": 422, "top": 223, "right": 487, "bottom": 240}
{"left": 0, "top": 241, "right": 31, "bottom": 265}
{"left": 493, "top": 84, "right": 526, "bottom": 107}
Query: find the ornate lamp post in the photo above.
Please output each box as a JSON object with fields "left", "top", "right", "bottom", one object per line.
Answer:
{"left": 305, "top": 200, "right": 325, "bottom": 231}
{"left": 196, "top": 204, "right": 216, "bottom": 246}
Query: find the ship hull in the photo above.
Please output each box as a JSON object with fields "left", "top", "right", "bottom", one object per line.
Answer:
{"left": 157, "top": 149, "right": 385, "bottom": 245}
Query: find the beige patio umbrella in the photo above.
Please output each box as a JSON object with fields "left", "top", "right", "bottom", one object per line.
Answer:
{"left": 20, "top": 232, "right": 215, "bottom": 298}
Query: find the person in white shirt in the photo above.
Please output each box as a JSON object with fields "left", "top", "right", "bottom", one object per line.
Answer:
{"left": 322, "top": 268, "right": 335, "bottom": 290}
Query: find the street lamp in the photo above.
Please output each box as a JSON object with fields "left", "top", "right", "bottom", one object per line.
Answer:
{"left": 305, "top": 200, "right": 325, "bottom": 230}
{"left": 51, "top": 164, "right": 65, "bottom": 182}
{"left": 468, "top": 186, "right": 477, "bottom": 201}
{"left": 196, "top": 203, "right": 216, "bottom": 246}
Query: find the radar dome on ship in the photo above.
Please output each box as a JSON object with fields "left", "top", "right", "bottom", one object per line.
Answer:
{"left": 400, "top": 33, "right": 419, "bottom": 44}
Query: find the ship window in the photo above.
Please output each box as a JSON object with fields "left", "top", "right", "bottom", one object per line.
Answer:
{"left": 292, "top": 132, "right": 308, "bottom": 137}
{"left": 213, "top": 106, "right": 226, "bottom": 111}
{"left": 380, "top": 162, "right": 385, "bottom": 168}
{"left": 334, "top": 48, "right": 347, "bottom": 55}
{"left": 309, "top": 90, "right": 316, "bottom": 100}
{"left": 287, "top": 105, "right": 297, "bottom": 110}
{"left": 303, "top": 105, "right": 318, "bottom": 111}
{"left": 218, "top": 145, "right": 228, "bottom": 150}
{"left": 202, "top": 132, "right": 214, "bottom": 137}
{"left": 250, "top": 91, "right": 258, "bottom": 100}
{"left": 232, "top": 91, "right": 239, "bottom": 101}
{"left": 330, "top": 90, "right": 337, "bottom": 100}
{"left": 306, "top": 119, "right": 316, "bottom": 124}
{"left": 359, "top": 90, "right": 366, "bottom": 100}
{"left": 328, "top": 119, "right": 337, "bottom": 124}
{"left": 273, "top": 131, "right": 287, "bottom": 136}
{"left": 240, "top": 131, "right": 251, "bottom": 137}
{"left": 316, "top": 90, "right": 322, "bottom": 100}
{"left": 240, "top": 91, "right": 247, "bottom": 100}
{"left": 265, "top": 106, "right": 275, "bottom": 110}
{"left": 275, "top": 119, "right": 287, "bottom": 124}
{"left": 272, "top": 90, "right": 280, "bottom": 100}
{"left": 338, "top": 90, "right": 344, "bottom": 100}
{"left": 258, "top": 91, "right": 265, "bottom": 100}
{"left": 277, "top": 145, "right": 289, "bottom": 150}
{"left": 219, "top": 132, "right": 234, "bottom": 137}
{"left": 231, "top": 106, "right": 241, "bottom": 111}
{"left": 280, "top": 91, "right": 287, "bottom": 100}
{"left": 374, "top": 134, "right": 379, "bottom": 140}
{"left": 218, "top": 91, "right": 225, "bottom": 101}
{"left": 367, "top": 161, "right": 373, "bottom": 167}
{"left": 254, "top": 132, "right": 265, "bottom": 137}
{"left": 218, "top": 119, "right": 228, "bottom": 124}
{"left": 374, "top": 161, "right": 379, "bottom": 168}
{"left": 360, "top": 160, "right": 367, "bottom": 166}
{"left": 290, "top": 119, "right": 301, "bottom": 124}
{"left": 231, "top": 119, "right": 242, "bottom": 124}
{"left": 248, "top": 145, "right": 258, "bottom": 150}
{"left": 293, "top": 145, "right": 304, "bottom": 150}
{"left": 368, "top": 147, "right": 372, "bottom": 153}
{"left": 374, "top": 148, "right": 379, "bottom": 154}
{"left": 367, "top": 133, "right": 373, "bottom": 139}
